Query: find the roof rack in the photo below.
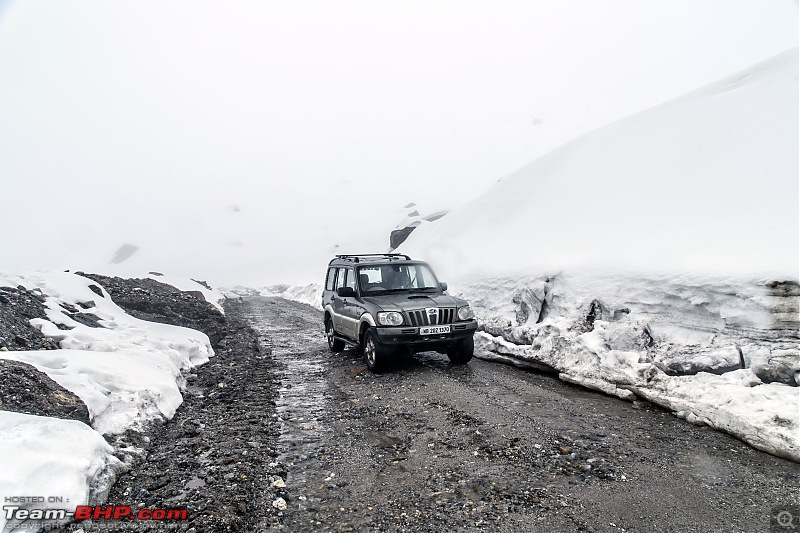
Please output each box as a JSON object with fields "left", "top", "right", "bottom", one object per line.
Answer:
{"left": 333, "top": 253, "right": 411, "bottom": 263}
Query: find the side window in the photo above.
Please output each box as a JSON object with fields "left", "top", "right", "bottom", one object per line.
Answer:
{"left": 335, "top": 267, "right": 347, "bottom": 290}
{"left": 345, "top": 268, "right": 356, "bottom": 290}
{"left": 325, "top": 267, "right": 337, "bottom": 291}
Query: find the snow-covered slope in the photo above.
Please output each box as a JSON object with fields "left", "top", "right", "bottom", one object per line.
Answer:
{"left": 397, "top": 49, "right": 800, "bottom": 461}
{"left": 0, "top": 271, "right": 215, "bottom": 531}
{"left": 401, "top": 48, "right": 798, "bottom": 280}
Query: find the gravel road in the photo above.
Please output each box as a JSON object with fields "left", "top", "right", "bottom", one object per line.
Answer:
{"left": 227, "top": 296, "right": 798, "bottom": 533}
{"left": 5, "top": 277, "right": 796, "bottom": 532}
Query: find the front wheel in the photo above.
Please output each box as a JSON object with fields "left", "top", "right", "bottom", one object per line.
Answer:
{"left": 363, "top": 329, "right": 389, "bottom": 373}
{"left": 447, "top": 336, "right": 474, "bottom": 365}
{"left": 326, "top": 318, "right": 345, "bottom": 352}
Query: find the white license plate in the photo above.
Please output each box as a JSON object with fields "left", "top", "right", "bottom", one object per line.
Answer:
{"left": 419, "top": 325, "right": 451, "bottom": 335}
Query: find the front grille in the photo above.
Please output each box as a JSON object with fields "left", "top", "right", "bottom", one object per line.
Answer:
{"left": 407, "top": 308, "right": 455, "bottom": 326}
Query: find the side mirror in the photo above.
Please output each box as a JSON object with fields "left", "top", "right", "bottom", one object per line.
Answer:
{"left": 439, "top": 281, "right": 448, "bottom": 292}
{"left": 337, "top": 286, "right": 356, "bottom": 297}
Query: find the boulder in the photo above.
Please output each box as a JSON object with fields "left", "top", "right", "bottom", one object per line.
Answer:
{"left": 390, "top": 226, "right": 416, "bottom": 250}
{"left": 742, "top": 345, "right": 800, "bottom": 386}
{"left": 657, "top": 345, "right": 743, "bottom": 376}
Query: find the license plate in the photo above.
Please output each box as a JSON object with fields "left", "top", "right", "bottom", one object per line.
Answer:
{"left": 419, "top": 325, "right": 450, "bottom": 335}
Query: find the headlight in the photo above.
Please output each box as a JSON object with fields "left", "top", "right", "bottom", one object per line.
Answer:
{"left": 457, "top": 306, "right": 475, "bottom": 320}
{"left": 377, "top": 311, "right": 404, "bottom": 326}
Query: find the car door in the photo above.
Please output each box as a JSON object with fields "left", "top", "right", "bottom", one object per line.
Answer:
{"left": 337, "top": 267, "right": 359, "bottom": 339}
{"left": 323, "top": 266, "right": 337, "bottom": 310}
{"left": 332, "top": 267, "right": 348, "bottom": 333}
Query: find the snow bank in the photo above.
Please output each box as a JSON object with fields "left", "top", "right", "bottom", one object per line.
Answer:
{"left": 461, "top": 271, "right": 799, "bottom": 461}
{"left": 0, "top": 270, "right": 213, "bottom": 433}
{"left": 1, "top": 349, "right": 184, "bottom": 436}
{"left": 398, "top": 50, "right": 799, "bottom": 461}
{"left": 221, "top": 283, "right": 324, "bottom": 311}
{"left": 0, "top": 411, "right": 120, "bottom": 531}
{"left": 277, "top": 283, "right": 323, "bottom": 311}
{"left": 0, "top": 270, "right": 218, "bottom": 530}
{"left": 144, "top": 273, "right": 226, "bottom": 313}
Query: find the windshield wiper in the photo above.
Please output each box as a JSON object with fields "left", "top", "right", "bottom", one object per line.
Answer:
{"left": 372, "top": 288, "right": 409, "bottom": 294}
{"left": 409, "top": 287, "right": 438, "bottom": 293}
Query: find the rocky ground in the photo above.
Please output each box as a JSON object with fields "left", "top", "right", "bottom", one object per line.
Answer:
{"left": 1, "top": 279, "right": 798, "bottom": 532}
{"left": 74, "top": 275, "right": 289, "bottom": 532}
{"left": 0, "top": 284, "right": 88, "bottom": 423}
{"left": 0, "top": 275, "right": 287, "bottom": 531}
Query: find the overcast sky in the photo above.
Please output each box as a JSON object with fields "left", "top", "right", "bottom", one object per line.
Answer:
{"left": 0, "top": 0, "right": 797, "bottom": 285}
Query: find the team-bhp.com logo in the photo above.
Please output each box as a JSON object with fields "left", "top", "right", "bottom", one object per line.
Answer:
{"left": 3, "top": 498, "right": 187, "bottom": 530}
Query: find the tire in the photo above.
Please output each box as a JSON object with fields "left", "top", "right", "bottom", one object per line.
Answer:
{"left": 326, "top": 317, "right": 345, "bottom": 352}
{"left": 363, "top": 328, "right": 389, "bottom": 373}
{"left": 447, "top": 336, "right": 474, "bottom": 365}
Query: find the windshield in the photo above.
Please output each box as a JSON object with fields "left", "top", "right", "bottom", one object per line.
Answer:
{"left": 357, "top": 264, "right": 439, "bottom": 293}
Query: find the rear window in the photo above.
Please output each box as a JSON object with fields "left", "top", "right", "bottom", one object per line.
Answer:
{"left": 345, "top": 269, "right": 356, "bottom": 290}
{"left": 325, "top": 267, "right": 337, "bottom": 291}
{"left": 335, "top": 267, "right": 347, "bottom": 290}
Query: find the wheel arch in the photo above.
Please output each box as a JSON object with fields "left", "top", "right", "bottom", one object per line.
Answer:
{"left": 358, "top": 313, "right": 376, "bottom": 346}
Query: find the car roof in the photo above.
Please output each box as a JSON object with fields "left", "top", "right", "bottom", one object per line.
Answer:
{"left": 328, "top": 254, "right": 427, "bottom": 267}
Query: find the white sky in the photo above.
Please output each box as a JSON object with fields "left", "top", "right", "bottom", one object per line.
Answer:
{"left": 0, "top": 0, "right": 797, "bottom": 285}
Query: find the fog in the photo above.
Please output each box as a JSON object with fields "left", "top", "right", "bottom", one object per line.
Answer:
{"left": 0, "top": 0, "right": 796, "bottom": 286}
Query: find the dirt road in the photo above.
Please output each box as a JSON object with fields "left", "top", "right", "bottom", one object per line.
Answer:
{"left": 229, "top": 296, "right": 798, "bottom": 532}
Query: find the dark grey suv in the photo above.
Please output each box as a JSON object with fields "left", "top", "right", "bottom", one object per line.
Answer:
{"left": 323, "top": 254, "right": 478, "bottom": 372}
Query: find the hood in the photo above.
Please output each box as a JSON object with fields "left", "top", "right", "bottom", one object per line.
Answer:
{"left": 362, "top": 293, "right": 466, "bottom": 312}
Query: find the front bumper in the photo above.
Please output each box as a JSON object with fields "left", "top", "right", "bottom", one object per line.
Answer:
{"left": 374, "top": 319, "right": 478, "bottom": 347}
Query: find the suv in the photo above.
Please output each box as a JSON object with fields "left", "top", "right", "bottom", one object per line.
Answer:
{"left": 323, "top": 254, "right": 478, "bottom": 372}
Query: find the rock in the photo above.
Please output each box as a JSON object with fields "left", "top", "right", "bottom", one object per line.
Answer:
{"left": 743, "top": 345, "right": 800, "bottom": 386}
{"left": 478, "top": 317, "right": 513, "bottom": 338}
{"left": 272, "top": 497, "right": 287, "bottom": 511}
{"left": 76, "top": 273, "right": 227, "bottom": 348}
{"left": 88, "top": 284, "right": 105, "bottom": 297}
{"left": 765, "top": 280, "right": 800, "bottom": 334}
{"left": 602, "top": 320, "right": 654, "bottom": 352}
{"left": 0, "top": 286, "right": 61, "bottom": 351}
{"left": 390, "top": 227, "right": 416, "bottom": 250}
{"left": 191, "top": 279, "right": 213, "bottom": 290}
{"left": 657, "top": 345, "right": 743, "bottom": 376}
{"left": 512, "top": 280, "right": 550, "bottom": 326}
{"left": 574, "top": 299, "right": 606, "bottom": 333}
{"left": 0, "top": 360, "right": 91, "bottom": 423}
{"left": 57, "top": 302, "right": 105, "bottom": 328}
{"left": 186, "top": 291, "right": 207, "bottom": 302}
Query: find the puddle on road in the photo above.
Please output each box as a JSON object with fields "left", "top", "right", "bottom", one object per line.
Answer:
{"left": 686, "top": 450, "right": 735, "bottom": 488}
{"left": 239, "top": 299, "right": 333, "bottom": 492}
